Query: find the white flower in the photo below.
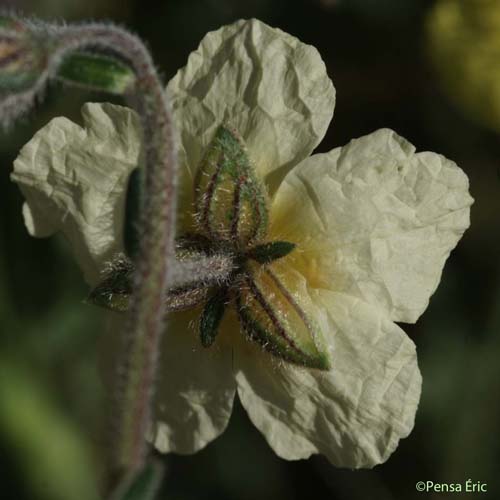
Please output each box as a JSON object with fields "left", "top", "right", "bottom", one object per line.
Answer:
{"left": 11, "top": 19, "right": 473, "bottom": 468}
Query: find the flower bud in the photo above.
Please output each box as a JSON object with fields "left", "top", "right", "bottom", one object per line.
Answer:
{"left": 0, "top": 16, "right": 47, "bottom": 92}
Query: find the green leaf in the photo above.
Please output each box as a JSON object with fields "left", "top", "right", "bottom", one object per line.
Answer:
{"left": 246, "top": 241, "right": 296, "bottom": 264}
{"left": 200, "top": 288, "right": 228, "bottom": 347}
{"left": 194, "top": 125, "right": 269, "bottom": 249}
{"left": 57, "top": 51, "right": 136, "bottom": 94}
{"left": 0, "top": 359, "right": 100, "bottom": 500}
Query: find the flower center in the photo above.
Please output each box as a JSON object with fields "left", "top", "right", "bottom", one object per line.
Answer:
{"left": 185, "top": 124, "right": 329, "bottom": 369}
{"left": 89, "top": 124, "right": 330, "bottom": 370}
{"left": 176, "top": 233, "right": 297, "bottom": 349}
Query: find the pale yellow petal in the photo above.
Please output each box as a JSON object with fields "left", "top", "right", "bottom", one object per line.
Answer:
{"left": 270, "top": 128, "right": 473, "bottom": 323}
{"left": 11, "top": 103, "right": 141, "bottom": 285}
{"left": 167, "top": 18, "right": 335, "bottom": 199}
{"left": 100, "top": 309, "right": 237, "bottom": 455}
{"left": 151, "top": 307, "right": 236, "bottom": 454}
{"left": 235, "top": 287, "right": 421, "bottom": 468}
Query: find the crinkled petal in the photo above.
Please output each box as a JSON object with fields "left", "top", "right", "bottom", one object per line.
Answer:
{"left": 269, "top": 128, "right": 473, "bottom": 323}
{"left": 235, "top": 287, "right": 421, "bottom": 468}
{"left": 151, "top": 308, "right": 236, "bottom": 454}
{"left": 11, "top": 102, "right": 141, "bottom": 285}
{"left": 167, "top": 18, "right": 335, "bottom": 199}
{"left": 100, "top": 310, "right": 236, "bottom": 455}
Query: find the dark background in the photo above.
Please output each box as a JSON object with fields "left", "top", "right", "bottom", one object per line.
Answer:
{"left": 1, "top": 0, "right": 499, "bottom": 499}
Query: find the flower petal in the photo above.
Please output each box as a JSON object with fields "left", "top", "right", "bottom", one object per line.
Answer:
{"left": 269, "top": 128, "right": 473, "bottom": 323}
{"left": 151, "top": 308, "right": 236, "bottom": 454}
{"left": 100, "top": 310, "right": 236, "bottom": 455}
{"left": 11, "top": 102, "right": 141, "bottom": 285}
{"left": 167, "top": 18, "right": 335, "bottom": 197}
{"left": 235, "top": 287, "right": 421, "bottom": 468}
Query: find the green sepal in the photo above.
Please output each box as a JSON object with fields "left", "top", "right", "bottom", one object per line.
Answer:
{"left": 124, "top": 168, "right": 142, "bottom": 261}
{"left": 237, "top": 298, "right": 330, "bottom": 370}
{"left": 176, "top": 233, "right": 214, "bottom": 255}
{"left": 87, "top": 255, "right": 133, "bottom": 312}
{"left": 57, "top": 51, "right": 136, "bottom": 94}
{"left": 109, "top": 460, "right": 163, "bottom": 500}
{"left": 236, "top": 269, "right": 331, "bottom": 370}
{"left": 199, "top": 288, "right": 228, "bottom": 347}
{"left": 246, "top": 241, "right": 296, "bottom": 264}
{"left": 88, "top": 253, "right": 212, "bottom": 314}
{"left": 194, "top": 125, "right": 269, "bottom": 249}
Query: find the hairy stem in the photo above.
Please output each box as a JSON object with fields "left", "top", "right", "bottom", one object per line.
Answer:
{"left": 44, "top": 24, "right": 178, "bottom": 481}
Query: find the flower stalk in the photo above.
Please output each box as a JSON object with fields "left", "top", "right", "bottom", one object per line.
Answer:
{"left": 1, "top": 12, "right": 184, "bottom": 494}
{"left": 51, "top": 25, "right": 179, "bottom": 483}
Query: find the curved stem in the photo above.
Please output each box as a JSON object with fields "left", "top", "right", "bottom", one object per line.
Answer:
{"left": 43, "top": 24, "right": 178, "bottom": 481}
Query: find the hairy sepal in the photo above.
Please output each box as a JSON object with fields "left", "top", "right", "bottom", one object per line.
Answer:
{"left": 194, "top": 125, "right": 269, "bottom": 249}
{"left": 237, "top": 262, "right": 331, "bottom": 370}
{"left": 88, "top": 254, "right": 211, "bottom": 314}
{"left": 199, "top": 288, "right": 228, "bottom": 347}
{"left": 88, "top": 254, "right": 133, "bottom": 312}
{"left": 246, "top": 241, "right": 296, "bottom": 264}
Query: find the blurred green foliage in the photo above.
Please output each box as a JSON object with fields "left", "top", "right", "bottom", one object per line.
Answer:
{"left": 1, "top": 0, "right": 499, "bottom": 499}
{"left": 428, "top": 0, "right": 500, "bottom": 132}
{"left": 0, "top": 359, "right": 99, "bottom": 500}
